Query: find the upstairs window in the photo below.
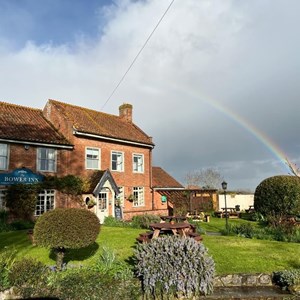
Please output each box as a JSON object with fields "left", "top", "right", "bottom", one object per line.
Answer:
{"left": 86, "top": 148, "right": 100, "bottom": 169}
{"left": 0, "top": 144, "right": 9, "bottom": 170}
{"left": 133, "top": 154, "right": 144, "bottom": 173}
{"left": 133, "top": 187, "right": 144, "bottom": 207}
{"left": 37, "top": 148, "right": 56, "bottom": 172}
{"left": 111, "top": 151, "right": 124, "bottom": 172}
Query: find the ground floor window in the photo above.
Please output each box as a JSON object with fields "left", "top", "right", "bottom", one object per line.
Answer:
{"left": 133, "top": 187, "right": 144, "bottom": 207}
{"left": 0, "top": 189, "right": 6, "bottom": 210}
{"left": 35, "top": 189, "right": 55, "bottom": 216}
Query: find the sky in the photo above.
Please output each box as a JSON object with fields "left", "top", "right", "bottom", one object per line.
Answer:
{"left": 1, "top": 0, "right": 300, "bottom": 191}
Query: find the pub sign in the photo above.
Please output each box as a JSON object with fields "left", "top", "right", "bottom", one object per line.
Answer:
{"left": 0, "top": 168, "right": 44, "bottom": 185}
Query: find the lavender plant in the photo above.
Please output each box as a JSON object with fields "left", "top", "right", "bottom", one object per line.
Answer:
{"left": 134, "top": 236, "right": 215, "bottom": 298}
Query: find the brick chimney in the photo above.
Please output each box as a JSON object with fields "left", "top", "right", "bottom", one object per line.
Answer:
{"left": 119, "top": 103, "right": 133, "bottom": 122}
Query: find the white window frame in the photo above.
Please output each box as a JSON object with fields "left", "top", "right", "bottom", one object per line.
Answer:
{"left": 0, "top": 189, "right": 7, "bottom": 210}
{"left": 98, "top": 191, "right": 108, "bottom": 210}
{"left": 111, "top": 151, "right": 124, "bottom": 172}
{"left": 0, "top": 143, "right": 9, "bottom": 170}
{"left": 86, "top": 147, "right": 100, "bottom": 170}
{"left": 35, "top": 189, "right": 55, "bottom": 216}
{"left": 133, "top": 153, "right": 144, "bottom": 173}
{"left": 133, "top": 187, "right": 144, "bottom": 207}
{"left": 37, "top": 148, "right": 57, "bottom": 172}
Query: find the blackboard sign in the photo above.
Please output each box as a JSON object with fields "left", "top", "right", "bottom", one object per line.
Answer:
{"left": 115, "top": 206, "right": 123, "bottom": 220}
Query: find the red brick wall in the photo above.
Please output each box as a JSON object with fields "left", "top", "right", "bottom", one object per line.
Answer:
{"left": 68, "top": 135, "right": 153, "bottom": 214}
{"left": 1, "top": 143, "right": 72, "bottom": 177}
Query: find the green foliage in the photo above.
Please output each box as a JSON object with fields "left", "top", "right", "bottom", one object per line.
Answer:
{"left": 259, "top": 225, "right": 300, "bottom": 243}
{"left": 254, "top": 175, "right": 300, "bottom": 218}
{"left": 8, "top": 258, "right": 51, "bottom": 298}
{"left": 103, "top": 216, "right": 131, "bottom": 227}
{"left": 131, "top": 214, "right": 161, "bottom": 229}
{"left": 34, "top": 208, "right": 100, "bottom": 249}
{"left": 224, "top": 223, "right": 255, "bottom": 238}
{"left": 52, "top": 268, "right": 141, "bottom": 300}
{"left": 7, "top": 257, "right": 139, "bottom": 300}
{"left": 91, "top": 247, "right": 133, "bottom": 280}
{"left": 34, "top": 208, "right": 100, "bottom": 270}
{"left": 134, "top": 236, "right": 215, "bottom": 298}
{"left": 5, "top": 184, "right": 38, "bottom": 221}
{"left": 0, "top": 210, "right": 13, "bottom": 232}
{"left": 42, "top": 174, "right": 84, "bottom": 195}
{"left": 10, "top": 219, "right": 34, "bottom": 230}
{"left": 273, "top": 269, "right": 300, "bottom": 289}
{"left": 4, "top": 175, "right": 85, "bottom": 224}
{"left": 0, "top": 249, "right": 16, "bottom": 292}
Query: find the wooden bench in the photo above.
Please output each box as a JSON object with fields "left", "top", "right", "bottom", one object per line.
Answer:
{"left": 136, "top": 231, "right": 153, "bottom": 243}
{"left": 187, "top": 232, "right": 203, "bottom": 242}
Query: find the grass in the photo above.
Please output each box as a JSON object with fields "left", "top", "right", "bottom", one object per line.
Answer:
{"left": 0, "top": 219, "right": 299, "bottom": 275}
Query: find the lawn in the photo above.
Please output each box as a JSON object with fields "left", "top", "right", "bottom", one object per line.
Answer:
{"left": 0, "top": 219, "right": 299, "bottom": 275}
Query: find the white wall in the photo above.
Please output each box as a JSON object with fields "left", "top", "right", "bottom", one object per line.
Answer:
{"left": 218, "top": 194, "right": 254, "bottom": 211}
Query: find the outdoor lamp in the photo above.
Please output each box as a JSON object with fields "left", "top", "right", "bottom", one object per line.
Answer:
{"left": 221, "top": 181, "right": 227, "bottom": 191}
{"left": 221, "top": 181, "right": 229, "bottom": 232}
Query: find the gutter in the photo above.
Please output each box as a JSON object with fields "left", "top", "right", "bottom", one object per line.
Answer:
{"left": 0, "top": 138, "right": 73, "bottom": 149}
{"left": 74, "top": 130, "right": 154, "bottom": 149}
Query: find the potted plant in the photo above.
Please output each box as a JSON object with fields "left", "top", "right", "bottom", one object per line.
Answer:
{"left": 127, "top": 194, "right": 135, "bottom": 202}
{"left": 86, "top": 198, "right": 96, "bottom": 208}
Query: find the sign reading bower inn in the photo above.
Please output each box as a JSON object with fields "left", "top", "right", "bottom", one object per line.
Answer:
{"left": 0, "top": 168, "right": 44, "bottom": 185}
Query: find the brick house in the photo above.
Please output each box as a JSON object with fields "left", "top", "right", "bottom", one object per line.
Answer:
{"left": 0, "top": 99, "right": 183, "bottom": 222}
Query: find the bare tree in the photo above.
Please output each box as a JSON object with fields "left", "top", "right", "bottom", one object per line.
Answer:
{"left": 184, "top": 168, "right": 224, "bottom": 189}
{"left": 286, "top": 158, "right": 300, "bottom": 177}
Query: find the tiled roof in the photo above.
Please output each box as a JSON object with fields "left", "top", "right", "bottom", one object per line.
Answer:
{"left": 48, "top": 99, "right": 154, "bottom": 146}
{"left": 0, "top": 101, "right": 72, "bottom": 146}
{"left": 152, "top": 166, "right": 184, "bottom": 188}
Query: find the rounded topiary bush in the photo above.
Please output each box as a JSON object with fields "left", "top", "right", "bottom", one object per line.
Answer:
{"left": 254, "top": 175, "right": 300, "bottom": 218}
{"left": 34, "top": 208, "right": 100, "bottom": 269}
{"left": 134, "top": 236, "right": 215, "bottom": 298}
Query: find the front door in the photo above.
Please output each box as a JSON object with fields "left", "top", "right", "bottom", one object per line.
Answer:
{"left": 96, "top": 191, "right": 108, "bottom": 224}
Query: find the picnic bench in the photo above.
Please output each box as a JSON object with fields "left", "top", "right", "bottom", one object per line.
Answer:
{"left": 215, "top": 207, "right": 240, "bottom": 218}
{"left": 136, "top": 222, "right": 203, "bottom": 243}
{"left": 245, "top": 205, "right": 255, "bottom": 213}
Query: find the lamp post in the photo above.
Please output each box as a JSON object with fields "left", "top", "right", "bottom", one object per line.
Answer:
{"left": 221, "top": 181, "right": 228, "bottom": 232}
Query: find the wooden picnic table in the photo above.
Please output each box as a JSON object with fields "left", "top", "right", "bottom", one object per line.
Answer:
{"left": 150, "top": 222, "right": 191, "bottom": 239}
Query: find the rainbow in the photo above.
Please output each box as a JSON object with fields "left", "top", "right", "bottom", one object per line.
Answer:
{"left": 170, "top": 85, "right": 291, "bottom": 174}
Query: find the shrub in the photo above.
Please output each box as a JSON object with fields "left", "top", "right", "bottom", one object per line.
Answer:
{"left": 10, "top": 219, "right": 35, "bottom": 230}
{"left": 0, "top": 210, "right": 12, "bottom": 233}
{"left": 134, "top": 236, "right": 215, "bottom": 298}
{"left": 227, "top": 223, "right": 255, "bottom": 238}
{"left": 34, "top": 208, "right": 100, "bottom": 270}
{"left": 0, "top": 249, "right": 16, "bottom": 292}
{"left": 254, "top": 175, "right": 300, "bottom": 219}
{"left": 273, "top": 269, "right": 300, "bottom": 290}
{"left": 131, "top": 214, "right": 161, "bottom": 229}
{"left": 9, "top": 258, "right": 51, "bottom": 298}
{"left": 5, "top": 184, "right": 38, "bottom": 221}
{"left": 52, "top": 268, "right": 140, "bottom": 300}
{"left": 103, "top": 216, "right": 131, "bottom": 227}
{"left": 91, "top": 247, "right": 133, "bottom": 280}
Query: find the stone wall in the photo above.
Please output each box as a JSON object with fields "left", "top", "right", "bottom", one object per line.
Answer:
{"left": 214, "top": 273, "right": 273, "bottom": 287}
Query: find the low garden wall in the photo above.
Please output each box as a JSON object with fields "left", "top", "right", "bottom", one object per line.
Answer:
{"left": 214, "top": 273, "right": 273, "bottom": 287}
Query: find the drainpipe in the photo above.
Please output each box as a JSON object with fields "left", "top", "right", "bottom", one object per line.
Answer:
{"left": 149, "top": 148, "right": 155, "bottom": 210}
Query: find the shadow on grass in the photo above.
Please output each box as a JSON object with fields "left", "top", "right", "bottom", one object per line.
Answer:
{"left": 49, "top": 242, "right": 99, "bottom": 264}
